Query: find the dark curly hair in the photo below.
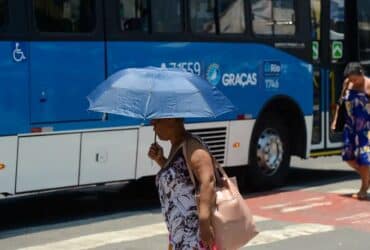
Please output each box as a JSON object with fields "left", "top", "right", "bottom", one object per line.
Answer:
{"left": 343, "top": 62, "right": 364, "bottom": 78}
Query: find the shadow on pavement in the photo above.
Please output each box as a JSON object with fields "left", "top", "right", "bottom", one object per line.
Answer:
{"left": 0, "top": 177, "right": 160, "bottom": 239}
{"left": 339, "top": 193, "right": 370, "bottom": 201}
{"left": 238, "top": 166, "right": 358, "bottom": 197}
{"left": 287, "top": 166, "right": 358, "bottom": 187}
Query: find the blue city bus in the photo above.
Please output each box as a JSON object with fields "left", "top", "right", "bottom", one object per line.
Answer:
{"left": 0, "top": 0, "right": 368, "bottom": 196}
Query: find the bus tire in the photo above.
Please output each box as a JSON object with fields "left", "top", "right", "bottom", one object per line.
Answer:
{"left": 246, "top": 115, "right": 291, "bottom": 190}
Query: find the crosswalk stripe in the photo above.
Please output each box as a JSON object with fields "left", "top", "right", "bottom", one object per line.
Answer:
{"left": 261, "top": 202, "right": 292, "bottom": 210}
{"left": 336, "top": 213, "right": 370, "bottom": 221}
{"left": 16, "top": 217, "right": 334, "bottom": 250}
{"left": 245, "top": 223, "right": 335, "bottom": 247}
{"left": 276, "top": 187, "right": 360, "bottom": 195}
{"left": 16, "top": 216, "right": 270, "bottom": 250}
{"left": 253, "top": 215, "right": 271, "bottom": 222}
{"left": 17, "top": 223, "right": 168, "bottom": 250}
{"left": 281, "top": 201, "right": 332, "bottom": 213}
{"left": 329, "top": 188, "right": 358, "bottom": 194}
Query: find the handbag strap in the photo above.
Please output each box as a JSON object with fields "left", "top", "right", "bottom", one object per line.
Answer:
{"left": 182, "top": 134, "right": 226, "bottom": 189}
{"left": 162, "top": 141, "right": 186, "bottom": 169}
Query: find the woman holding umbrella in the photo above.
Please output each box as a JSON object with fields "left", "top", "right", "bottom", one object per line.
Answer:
{"left": 148, "top": 118, "right": 217, "bottom": 249}
{"left": 88, "top": 67, "right": 237, "bottom": 249}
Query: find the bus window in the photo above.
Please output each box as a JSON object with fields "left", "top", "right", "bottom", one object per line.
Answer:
{"left": 189, "top": 0, "right": 216, "bottom": 33}
{"left": 119, "top": 0, "right": 149, "bottom": 32}
{"left": 218, "top": 0, "right": 246, "bottom": 34}
{"left": 357, "top": 0, "right": 370, "bottom": 63}
{"left": 33, "top": 0, "right": 96, "bottom": 33}
{"left": 273, "top": 0, "right": 295, "bottom": 35}
{"left": 251, "top": 0, "right": 296, "bottom": 36}
{"left": 0, "top": 0, "right": 8, "bottom": 29}
{"left": 151, "top": 0, "right": 183, "bottom": 32}
{"left": 330, "top": 0, "right": 344, "bottom": 40}
{"left": 311, "top": 0, "right": 321, "bottom": 40}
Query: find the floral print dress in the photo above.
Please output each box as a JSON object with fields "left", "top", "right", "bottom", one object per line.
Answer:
{"left": 342, "top": 89, "right": 370, "bottom": 165}
{"left": 156, "top": 145, "right": 205, "bottom": 250}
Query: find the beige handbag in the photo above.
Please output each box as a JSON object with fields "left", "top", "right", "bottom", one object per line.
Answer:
{"left": 183, "top": 139, "right": 258, "bottom": 250}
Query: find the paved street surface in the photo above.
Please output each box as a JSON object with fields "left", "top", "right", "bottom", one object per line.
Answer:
{"left": 1, "top": 156, "right": 369, "bottom": 250}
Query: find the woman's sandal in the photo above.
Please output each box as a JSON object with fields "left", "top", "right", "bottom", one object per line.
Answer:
{"left": 352, "top": 192, "right": 368, "bottom": 200}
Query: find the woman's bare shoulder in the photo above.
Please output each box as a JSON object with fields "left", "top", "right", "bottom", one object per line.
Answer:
{"left": 185, "top": 136, "right": 210, "bottom": 160}
{"left": 186, "top": 136, "right": 206, "bottom": 152}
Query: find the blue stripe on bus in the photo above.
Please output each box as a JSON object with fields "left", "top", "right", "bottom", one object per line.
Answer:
{"left": 0, "top": 41, "right": 312, "bottom": 134}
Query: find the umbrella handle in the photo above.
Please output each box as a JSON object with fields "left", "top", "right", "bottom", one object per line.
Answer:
{"left": 154, "top": 132, "right": 157, "bottom": 144}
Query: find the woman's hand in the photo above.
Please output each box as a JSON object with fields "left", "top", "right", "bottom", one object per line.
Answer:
{"left": 331, "top": 120, "right": 337, "bottom": 131}
{"left": 199, "top": 220, "right": 215, "bottom": 249}
{"left": 148, "top": 143, "right": 166, "bottom": 168}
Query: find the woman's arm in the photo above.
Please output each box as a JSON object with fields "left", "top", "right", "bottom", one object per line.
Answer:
{"left": 186, "top": 139, "right": 216, "bottom": 248}
{"left": 331, "top": 104, "right": 340, "bottom": 131}
{"left": 340, "top": 78, "right": 350, "bottom": 98}
{"left": 331, "top": 78, "right": 349, "bottom": 130}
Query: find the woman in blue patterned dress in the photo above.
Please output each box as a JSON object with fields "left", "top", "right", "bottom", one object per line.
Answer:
{"left": 341, "top": 62, "right": 370, "bottom": 200}
{"left": 148, "top": 118, "right": 217, "bottom": 249}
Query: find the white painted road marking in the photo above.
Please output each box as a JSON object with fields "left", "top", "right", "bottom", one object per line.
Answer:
{"left": 245, "top": 224, "right": 335, "bottom": 247}
{"left": 329, "top": 188, "right": 358, "bottom": 194}
{"left": 261, "top": 202, "right": 292, "bottom": 210}
{"left": 336, "top": 213, "right": 370, "bottom": 221}
{"left": 17, "top": 218, "right": 336, "bottom": 250}
{"left": 302, "top": 196, "right": 325, "bottom": 202}
{"left": 336, "top": 213, "right": 370, "bottom": 225}
{"left": 253, "top": 215, "right": 271, "bottom": 222}
{"left": 281, "top": 201, "right": 332, "bottom": 213}
{"left": 14, "top": 215, "right": 270, "bottom": 250}
{"left": 18, "top": 223, "right": 168, "bottom": 250}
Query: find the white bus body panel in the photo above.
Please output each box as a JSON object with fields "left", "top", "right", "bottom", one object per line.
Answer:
{"left": 185, "top": 121, "right": 229, "bottom": 131}
{"left": 0, "top": 137, "right": 17, "bottom": 195}
{"left": 16, "top": 134, "right": 80, "bottom": 192}
{"left": 79, "top": 130, "right": 138, "bottom": 185}
{"left": 226, "top": 120, "right": 254, "bottom": 167}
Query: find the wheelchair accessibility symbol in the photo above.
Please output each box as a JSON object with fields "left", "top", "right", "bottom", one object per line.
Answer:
{"left": 13, "top": 42, "right": 27, "bottom": 62}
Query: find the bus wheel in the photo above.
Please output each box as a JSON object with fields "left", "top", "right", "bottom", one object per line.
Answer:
{"left": 246, "top": 116, "right": 291, "bottom": 190}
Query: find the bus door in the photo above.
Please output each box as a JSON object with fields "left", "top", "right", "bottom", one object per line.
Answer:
{"left": 0, "top": 0, "right": 29, "bottom": 135}
{"left": 27, "top": 0, "right": 105, "bottom": 125}
{"left": 310, "top": 0, "right": 324, "bottom": 150}
{"left": 326, "top": 0, "right": 358, "bottom": 149}
{"left": 357, "top": 0, "right": 370, "bottom": 75}
{"left": 311, "top": 0, "right": 357, "bottom": 151}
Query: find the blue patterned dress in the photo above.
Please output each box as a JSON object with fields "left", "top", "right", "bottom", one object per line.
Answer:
{"left": 156, "top": 145, "right": 206, "bottom": 250}
{"left": 342, "top": 89, "right": 370, "bottom": 165}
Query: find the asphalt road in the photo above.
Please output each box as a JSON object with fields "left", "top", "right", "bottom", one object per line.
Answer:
{"left": 0, "top": 156, "right": 369, "bottom": 250}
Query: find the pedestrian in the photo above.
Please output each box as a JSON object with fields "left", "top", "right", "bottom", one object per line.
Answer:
{"left": 148, "top": 118, "right": 217, "bottom": 250}
{"left": 333, "top": 62, "right": 370, "bottom": 200}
